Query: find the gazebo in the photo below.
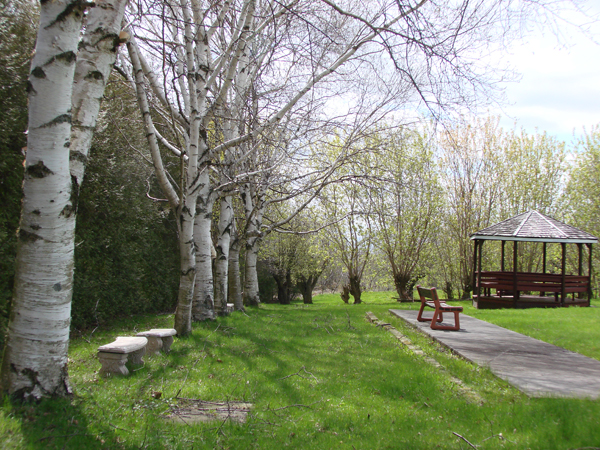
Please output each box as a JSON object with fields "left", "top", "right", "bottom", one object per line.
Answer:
{"left": 471, "top": 211, "right": 597, "bottom": 309}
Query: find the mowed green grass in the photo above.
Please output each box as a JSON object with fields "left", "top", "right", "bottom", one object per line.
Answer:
{"left": 1, "top": 292, "right": 599, "bottom": 449}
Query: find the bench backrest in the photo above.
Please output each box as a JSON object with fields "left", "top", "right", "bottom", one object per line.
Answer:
{"left": 416, "top": 285, "right": 441, "bottom": 307}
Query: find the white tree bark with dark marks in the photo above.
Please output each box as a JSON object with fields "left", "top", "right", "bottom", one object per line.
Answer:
{"left": 70, "top": 0, "right": 129, "bottom": 184}
{"left": 241, "top": 182, "right": 265, "bottom": 307}
{"left": 227, "top": 222, "right": 244, "bottom": 311}
{"left": 214, "top": 195, "right": 234, "bottom": 315}
{"left": 1, "top": 0, "right": 93, "bottom": 400}
{"left": 192, "top": 176, "right": 216, "bottom": 321}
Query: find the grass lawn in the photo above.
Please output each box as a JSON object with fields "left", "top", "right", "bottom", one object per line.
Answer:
{"left": 1, "top": 292, "right": 599, "bottom": 449}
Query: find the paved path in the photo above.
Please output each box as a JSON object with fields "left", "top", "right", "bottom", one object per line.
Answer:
{"left": 389, "top": 309, "right": 600, "bottom": 399}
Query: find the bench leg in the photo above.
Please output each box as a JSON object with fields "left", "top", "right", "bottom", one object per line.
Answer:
{"left": 430, "top": 311, "right": 461, "bottom": 331}
{"left": 430, "top": 309, "right": 444, "bottom": 325}
{"left": 161, "top": 336, "right": 174, "bottom": 353}
{"left": 98, "top": 352, "right": 129, "bottom": 377}
{"left": 417, "top": 302, "right": 428, "bottom": 322}
{"left": 145, "top": 336, "right": 163, "bottom": 355}
{"left": 418, "top": 305, "right": 443, "bottom": 323}
{"left": 128, "top": 347, "right": 146, "bottom": 366}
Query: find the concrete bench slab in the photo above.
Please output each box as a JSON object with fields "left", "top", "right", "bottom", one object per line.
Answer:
{"left": 137, "top": 328, "right": 176, "bottom": 354}
{"left": 98, "top": 336, "right": 147, "bottom": 377}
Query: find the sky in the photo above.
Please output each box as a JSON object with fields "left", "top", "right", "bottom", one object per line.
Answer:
{"left": 494, "top": 3, "right": 600, "bottom": 146}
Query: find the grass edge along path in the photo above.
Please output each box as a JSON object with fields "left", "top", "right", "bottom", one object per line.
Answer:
{"left": 365, "top": 311, "right": 484, "bottom": 405}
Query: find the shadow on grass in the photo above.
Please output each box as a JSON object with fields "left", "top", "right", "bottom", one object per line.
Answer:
{"left": 1, "top": 393, "right": 135, "bottom": 450}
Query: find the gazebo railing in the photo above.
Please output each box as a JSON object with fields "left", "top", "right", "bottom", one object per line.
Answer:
{"left": 475, "top": 271, "right": 590, "bottom": 298}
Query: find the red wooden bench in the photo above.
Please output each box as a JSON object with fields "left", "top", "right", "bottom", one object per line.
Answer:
{"left": 416, "top": 285, "right": 463, "bottom": 331}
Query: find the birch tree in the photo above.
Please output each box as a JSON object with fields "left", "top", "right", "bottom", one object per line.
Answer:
{"left": 1, "top": 0, "right": 128, "bottom": 399}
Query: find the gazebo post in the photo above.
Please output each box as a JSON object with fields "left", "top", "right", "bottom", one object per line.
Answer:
{"left": 513, "top": 241, "right": 519, "bottom": 307}
{"left": 477, "top": 240, "right": 483, "bottom": 298}
{"left": 541, "top": 242, "right": 547, "bottom": 297}
{"left": 587, "top": 243, "right": 593, "bottom": 302}
{"left": 577, "top": 243, "right": 583, "bottom": 300}
{"left": 561, "top": 242, "right": 567, "bottom": 306}
{"left": 472, "top": 240, "right": 479, "bottom": 302}
{"left": 542, "top": 242, "right": 547, "bottom": 274}
{"left": 501, "top": 240, "right": 505, "bottom": 272}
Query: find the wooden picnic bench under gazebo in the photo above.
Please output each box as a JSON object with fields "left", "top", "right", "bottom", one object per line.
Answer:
{"left": 471, "top": 211, "right": 597, "bottom": 309}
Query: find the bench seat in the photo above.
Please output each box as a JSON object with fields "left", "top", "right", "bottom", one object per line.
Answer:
{"left": 136, "top": 328, "right": 176, "bottom": 354}
{"left": 98, "top": 336, "right": 147, "bottom": 377}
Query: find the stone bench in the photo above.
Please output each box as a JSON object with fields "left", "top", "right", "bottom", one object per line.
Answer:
{"left": 136, "top": 328, "right": 176, "bottom": 355}
{"left": 98, "top": 336, "right": 147, "bottom": 377}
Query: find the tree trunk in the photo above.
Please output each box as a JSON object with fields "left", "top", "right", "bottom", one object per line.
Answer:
{"left": 241, "top": 183, "right": 264, "bottom": 307}
{"left": 443, "top": 281, "right": 455, "bottom": 301}
{"left": 0, "top": 0, "right": 86, "bottom": 400}
{"left": 393, "top": 273, "right": 412, "bottom": 301}
{"left": 214, "top": 195, "right": 233, "bottom": 315}
{"left": 340, "top": 285, "right": 350, "bottom": 303}
{"left": 273, "top": 270, "right": 292, "bottom": 305}
{"left": 244, "top": 239, "right": 261, "bottom": 307}
{"left": 460, "top": 274, "right": 473, "bottom": 300}
{"left": 192, "top": 180, "right": 216, "bottom": 321}
{"left": 70, "top": 0, "right": 128, "bottom": 186}
{"left": 297, "top": 276, "right": 316, "bottom": 304}
{"left": 128, "top": 38, "right": 189, "bottom": 333}
{"left": 298, "top": 281, "right": 314, "bottom": 305}
{"left": 349, "top": 272, "right": 362, "bottom": 304}
{"left": 301, "top": 290, "right": 313, "bottom": 304}
{"left": 173, "top": 201, "right": 196, "bottom": 335}
{"left": 228, "top": 226, "right": 244, "bottom": 311}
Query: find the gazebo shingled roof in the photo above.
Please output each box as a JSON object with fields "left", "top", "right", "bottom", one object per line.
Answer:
{"left": 471, "top": 210, "right": 598, "bottom": 244}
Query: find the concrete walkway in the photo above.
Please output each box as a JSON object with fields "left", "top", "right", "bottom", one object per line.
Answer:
{"left": 389, "top": 309, "right": 600, "bottom": 399}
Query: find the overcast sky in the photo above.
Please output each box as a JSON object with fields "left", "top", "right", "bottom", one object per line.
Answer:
{"left": 495, "top": 4, "right": 600, "bottom": 146}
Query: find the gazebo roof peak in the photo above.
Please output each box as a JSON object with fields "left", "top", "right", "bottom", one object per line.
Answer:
{"left": 470, "top": 210, "right": 598, "bottom": 244}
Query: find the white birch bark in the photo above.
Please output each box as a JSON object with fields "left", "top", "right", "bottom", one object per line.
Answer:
{"left": 191, "top": 173, "right": 216, "bottom": 321}
{"left": 70, "top": 0, "right": 128, "bottom": 183}
{"left": 244, "top": 242, "right": 261, "bottom": 307}
{"left": 174, "top": 208, "right": 196, "bottom": 334}
{"left": 241, "top": 182, "right": 265, "bottom": 307}
{"left": 214, "top": 195, "right": 233, "bottom": 314}
{"left": 228, "top": 223, "right": 244, "bottom": 311}
{"left": 0, "top": 0, "right": 87, "bottom": 399}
